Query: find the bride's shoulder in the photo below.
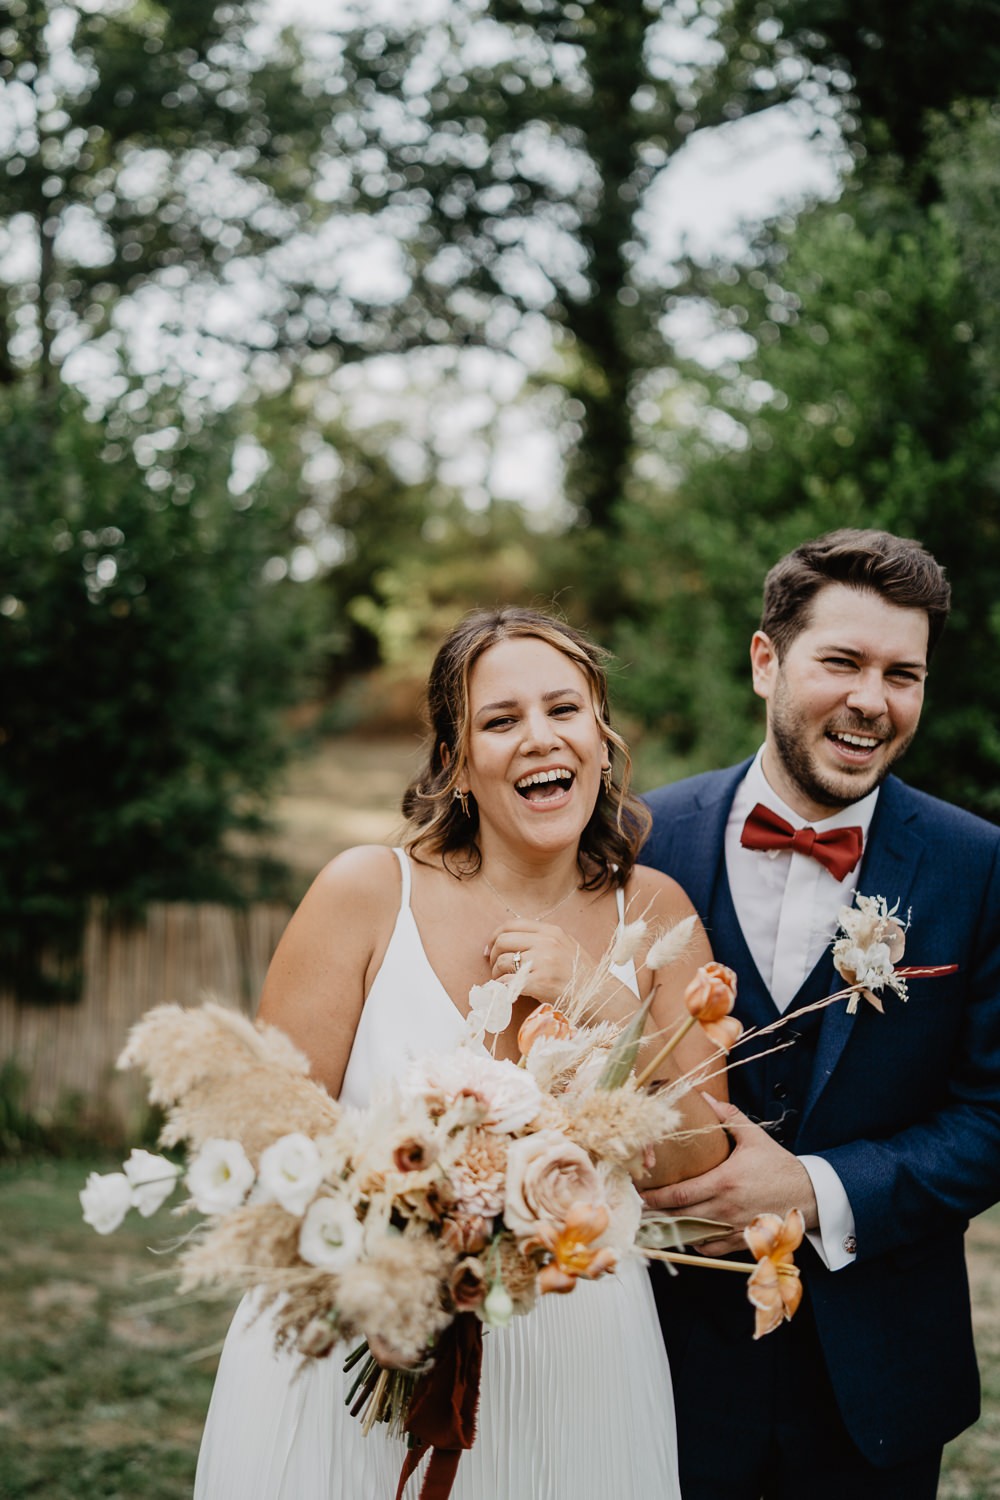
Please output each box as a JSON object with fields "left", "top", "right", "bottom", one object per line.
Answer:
{"left": 625, "top": 862, "right": 700, "bottom": 923}
{"left": 300, "top": 845, "right": 403, "bottom": 926}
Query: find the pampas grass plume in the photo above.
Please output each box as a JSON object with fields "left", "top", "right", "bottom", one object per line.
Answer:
{"left": 644, "top": 914, "right": 698, "bottom": 972}
{"left": 118, "top": 999, "right": 340, "bottom": 1158}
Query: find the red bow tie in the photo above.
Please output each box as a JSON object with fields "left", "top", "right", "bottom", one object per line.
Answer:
{"left": 741, "top": 803, "right": 863, "bottom": 881}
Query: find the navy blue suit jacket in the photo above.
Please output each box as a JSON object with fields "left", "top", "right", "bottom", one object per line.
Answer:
{"left": 643, "top": 765, "right": 1000, "bottom": 1466}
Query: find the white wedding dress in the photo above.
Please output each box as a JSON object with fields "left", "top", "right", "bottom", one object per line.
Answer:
{"left": 194, "top": 851, "right": 680, "bottom": 1500}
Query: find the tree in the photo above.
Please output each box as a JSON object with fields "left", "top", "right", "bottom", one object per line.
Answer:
{"left": 272, "top": 0, "right": 849, "bottom": 620}
{"left": 0, "top": 383, "right": 323, "bottom": 992}
{"left": 757, "top": 0, "right": 1000, "bottom": 183}
{"left": 0, "top": 0, "right": 321, "bottom": 393}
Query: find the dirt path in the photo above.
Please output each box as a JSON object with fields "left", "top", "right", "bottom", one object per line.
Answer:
{"left": 251, "top": 734, "right": 423, "bottom": 882}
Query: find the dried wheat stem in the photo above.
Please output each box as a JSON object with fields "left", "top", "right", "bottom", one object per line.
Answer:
{"left": 633, "top": 1016, "right": 696, "bottom": 1088}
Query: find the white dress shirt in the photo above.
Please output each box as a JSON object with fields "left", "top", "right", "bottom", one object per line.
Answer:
{"left": 724, "top": 748, "right": 880, "bottom": 1271}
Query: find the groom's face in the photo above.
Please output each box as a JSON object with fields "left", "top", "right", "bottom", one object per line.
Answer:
{"left": 750, "top": 583, "right": 929, "bottom": 821}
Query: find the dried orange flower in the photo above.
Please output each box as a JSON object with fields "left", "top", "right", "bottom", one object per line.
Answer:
{"left": 534, "top": 1202, "right": 617, "bottom": 1294}
{"left": 518, "top": 1003, "right": 577, "bottom": 1057}
{"left": 745, "top": 1208, "right": 804, "bottom": 1339}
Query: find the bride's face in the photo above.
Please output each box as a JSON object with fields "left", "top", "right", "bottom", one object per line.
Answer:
{"left": 460, "top": 636, "right": 608, "bottom": 856}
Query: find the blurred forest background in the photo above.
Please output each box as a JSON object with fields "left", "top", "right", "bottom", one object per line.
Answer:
{"left": 3, "top": 0, "right": 1000, "bottom": 998}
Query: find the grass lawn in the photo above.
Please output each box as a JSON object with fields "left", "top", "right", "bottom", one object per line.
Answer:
{"left": 1, "top": 1158, "right": 998, "bottom": 1499}
{"left": 0, "top": 1157, "right": 230, "bottom": 1500}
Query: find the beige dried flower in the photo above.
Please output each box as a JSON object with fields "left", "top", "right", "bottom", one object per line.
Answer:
{"left": 560, "top": 1082, "right": 680, "bottom": 1170}
{"left": 177, "top": 1202, "right": 302, "bottom": 1294}
{"left": 335, "top": 1228, "right": 453, "bottom": 1365}
{"left": 493, "top": 1233, "right": 541, "bottom": 1315}
{"left": 118, "top": 1001, "right": 339, "bottom": 1159}
{"left": 449, "top": 1129, "right": 508, "bottom": 1218}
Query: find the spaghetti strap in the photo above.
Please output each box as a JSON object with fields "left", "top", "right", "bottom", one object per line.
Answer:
{"left": 391, "top": 846, "right": 411, "bottom": 908}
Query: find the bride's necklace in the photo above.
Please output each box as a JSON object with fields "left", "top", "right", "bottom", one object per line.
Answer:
{"left": 478, "top": 869, "right": 579, "bottom": 924}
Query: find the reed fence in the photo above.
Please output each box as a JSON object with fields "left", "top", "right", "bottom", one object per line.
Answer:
{"left": 0, "top": 900, "right": 292, "bottom": 1139}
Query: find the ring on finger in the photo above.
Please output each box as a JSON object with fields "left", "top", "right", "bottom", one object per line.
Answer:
{"left": 513, "top": 951, "right": 522, "bottom": 973}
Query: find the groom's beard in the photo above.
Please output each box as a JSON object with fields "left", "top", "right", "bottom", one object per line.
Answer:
{"left": 769, "top": 691, "right": 917, "bottom": 814}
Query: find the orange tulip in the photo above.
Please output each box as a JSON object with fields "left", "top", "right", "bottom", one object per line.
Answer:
{"left": 684, "top": 961, "right": 738, "bottom": 1022}
{"left": 701, "top": 1014, "right": 744, "bottom": 1054}
{"left": 518, "top": 1003, "right": 576, "bottom": 1057}
{"left": 745, "top": 1208, "right": 804, "bottom": 1339}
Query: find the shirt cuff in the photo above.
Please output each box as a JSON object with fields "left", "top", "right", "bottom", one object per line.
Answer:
{"left": 799, "top": 1154, "right": 857, "bottom": 1271}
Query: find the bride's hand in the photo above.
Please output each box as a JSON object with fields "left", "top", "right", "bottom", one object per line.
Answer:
{"left": 485, "top": 921, "right": 594, "bottom": 1003}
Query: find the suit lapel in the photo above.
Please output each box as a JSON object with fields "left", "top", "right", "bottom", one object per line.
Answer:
{"left": 801, "top": 778, "right": 926, "bottom": 1125}
{"left": 661, "top": 763, "right": 749, "bottom": 924}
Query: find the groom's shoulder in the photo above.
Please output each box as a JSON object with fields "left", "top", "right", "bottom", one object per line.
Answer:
{"left": 886, "top": 776, "right": 1000, "bottom": 854}
{"left": 642, "top": 762, "right": 744, "bottom": 820}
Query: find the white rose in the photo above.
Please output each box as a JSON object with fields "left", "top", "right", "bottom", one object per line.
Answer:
{"left": 258, "top": 1133, "right": 325, "bottom": 1217}
{"left": 122, "top": 1149, "right": 180, "bottom": 1218}
{"left": 403, "top": 1050, "right": 541, "bottom": 1136}
{"left": 80, "top": 1171, "right": 133, "bottom": 1235}
{"left": 186, "top": 1139, "right": 255, "bottom": 1215}
{"left": 299, "top": 1195, "right": 364, "bottom": 1271}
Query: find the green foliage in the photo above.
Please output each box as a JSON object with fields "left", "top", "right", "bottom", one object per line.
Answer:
{"left": 0, "top": 0, "right": 321, "bottom": 387}
{"left": 759, "top": 0, "right": 1000, "bottom": 175}
{"left": 614, "top": 120, "right": 1000, "bottom": 818}
{"left": 0, "top": 387, "right": 323, "bottom": 988}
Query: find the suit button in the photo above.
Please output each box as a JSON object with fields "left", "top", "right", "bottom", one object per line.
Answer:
{"left": 772, "top": 1083, "right": 789, "bottom": 1101}
{"left": 843, "top": 1234, "right": 857, "bottom": 1255}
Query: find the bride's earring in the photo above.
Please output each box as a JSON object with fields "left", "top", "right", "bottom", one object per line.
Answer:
{"left": 602, "top": 766, "right": 613, "bottom": 795}
{"left": 453, "top": 787, "right": 470, "bottom": 817}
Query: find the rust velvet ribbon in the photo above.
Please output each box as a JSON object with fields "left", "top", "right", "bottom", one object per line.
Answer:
{"left": 394, "top": 1313, "right": 483, "bottom": 1500}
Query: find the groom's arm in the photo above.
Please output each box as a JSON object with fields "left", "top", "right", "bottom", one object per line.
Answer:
{"left": 646, "top": 835, "right": 1000, "bottom": 1263}
{"left": 816, "top": 834, "right": 1000, "bottom": 1263}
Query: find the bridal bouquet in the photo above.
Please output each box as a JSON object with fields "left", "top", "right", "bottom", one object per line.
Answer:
{"left": 81, "top": 915, "right": 806, "bottom": 1492}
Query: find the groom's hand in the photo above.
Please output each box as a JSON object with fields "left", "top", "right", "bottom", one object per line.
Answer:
{"left": 641, "top": 1094, "right": 819, "bottom": 1256}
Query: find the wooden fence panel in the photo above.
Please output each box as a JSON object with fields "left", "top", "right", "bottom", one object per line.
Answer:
{"left": 0, "top": 900, "right": 292, "bottom": 1140}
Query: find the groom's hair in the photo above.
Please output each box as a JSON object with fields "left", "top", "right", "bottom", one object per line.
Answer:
{"left": 761, "top": 528, "right": 952, "bottom": 659}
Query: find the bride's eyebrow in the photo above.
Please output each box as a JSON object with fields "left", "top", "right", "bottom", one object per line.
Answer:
{"left": 473, "top": 688, "right": 583, "bottom": 719}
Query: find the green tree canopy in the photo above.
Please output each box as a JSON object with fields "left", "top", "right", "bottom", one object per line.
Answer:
{"left": 0, "top": 384, "right": 322, "bottom": 991}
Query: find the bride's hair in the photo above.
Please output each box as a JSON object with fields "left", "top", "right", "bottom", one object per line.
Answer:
{"left": 402, "top": 607, "right": 652, "bottom": 888}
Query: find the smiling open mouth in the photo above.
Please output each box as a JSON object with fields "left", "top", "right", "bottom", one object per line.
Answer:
{"left": 515, "top": 769, "right": 575, "bottom": 802}
{"left": 826, "top": 730, "right": 885, "bottom": 752}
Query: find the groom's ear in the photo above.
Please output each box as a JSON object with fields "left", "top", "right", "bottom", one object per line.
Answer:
{"left": 749, "top": 631, "right": 778, "bottom": 702}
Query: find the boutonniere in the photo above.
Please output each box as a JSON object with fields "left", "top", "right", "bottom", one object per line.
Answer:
{"left": 832, "top": 893, "right": 957, "bottom": 1014}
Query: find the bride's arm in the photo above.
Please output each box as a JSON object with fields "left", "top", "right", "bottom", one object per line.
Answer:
{"left": 256, "top": 844, "right": 401, "bottom": 1098}
{"left": 628, "top": 866, "right": 732, "bottom": 1188}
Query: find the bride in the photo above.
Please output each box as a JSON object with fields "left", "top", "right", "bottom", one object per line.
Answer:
{"left": 194, "top": 607, "right": 729, "bottom": 1499}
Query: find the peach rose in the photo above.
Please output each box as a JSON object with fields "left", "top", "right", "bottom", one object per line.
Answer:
{"left": 503, "top": 1129, "right": 602, "bottom": 1240}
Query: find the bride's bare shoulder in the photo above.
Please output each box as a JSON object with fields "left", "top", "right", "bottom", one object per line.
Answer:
{"left": 310, "top": 843, "right": 402, "bottom": 898}
{"left": 625, "top": 862, "right": 700, "bottom": 923}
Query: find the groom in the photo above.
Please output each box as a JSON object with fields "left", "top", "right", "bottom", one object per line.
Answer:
{"left": 642, "top": 528, "right": 1000, "bottom": 1498}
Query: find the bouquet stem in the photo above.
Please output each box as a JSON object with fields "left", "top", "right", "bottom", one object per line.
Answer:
{"left": 633, "top": 1016, "right": 695, "bottom": 1088}
{"left": 643, "top": 1247, "right": 753, "bottom": 1274}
